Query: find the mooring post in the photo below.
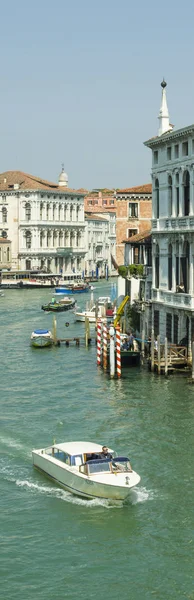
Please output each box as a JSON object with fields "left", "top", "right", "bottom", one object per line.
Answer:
{"left": 151, "top": 329, "right": 155, "bottom": 372}
{"left": 85, "top": 316, "right": 90, "bottom": 347}
{"left": 115, "top": 324, "right": 121, "bottom": 378}
{"left": 164, "top": 337, "right": 168, "bottom": 376}
{"left": 53, "top": 315, "right": 57, "bottom": 345}
{"left": 103, "top": 319, "right": 108, "bottom": 371}
{"left": 96, "top": 319, "right": 102, "bottom": 366}
{"left": 109, "top": 325, "right": 115, "bottom": 378}
{"left": 192, "top": 342, "right": 194, "bottom": 382}
{"left": 157, "top": 335, "right": 161, "bottom": 374}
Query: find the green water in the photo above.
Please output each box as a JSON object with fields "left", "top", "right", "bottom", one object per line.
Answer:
{"left": 1, "top": 281, "right": 194, "bottom": 600}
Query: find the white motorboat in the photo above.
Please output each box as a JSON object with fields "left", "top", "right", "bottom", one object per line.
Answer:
{"left": 75, "top": 297, "right": 115, "bottom": 323}
{"left": 31, "top": 329, "right": 54, "bottom": 348}
{"left": 32, "top": 440, "right": 140, "bottom": 500}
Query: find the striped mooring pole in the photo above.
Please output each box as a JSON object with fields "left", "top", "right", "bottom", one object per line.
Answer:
{"left": 97, "top": 319, "right": 102, "bottom": 366}
{"left": 115, "top": 324, "right": 121, "bottom": 378}
{"left": 103, "top": 320, "right": 108, "bottom": 371}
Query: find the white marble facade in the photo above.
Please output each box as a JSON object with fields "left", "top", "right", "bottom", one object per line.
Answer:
{"left": 145, "top": 81, "right": 194, "bottom": 353}
{"left": 0, "top": 177, "right": 86, "bottom": 274}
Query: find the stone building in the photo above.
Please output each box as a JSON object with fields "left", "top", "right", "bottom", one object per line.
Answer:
{"left": 0, "top": 168, "right": 86, "bottom": 274}
{"left": 115, "top": 185, "right": 152, "bottom": 264}
{"left": 144, "top": 79, "right": 194, "bottom": 354}
{"left": 84, "top": 189, "right": 116, "bottom": 275}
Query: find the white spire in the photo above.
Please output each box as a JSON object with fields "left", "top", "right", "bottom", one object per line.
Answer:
{"left": 158, "top": 79, "right": 172, "bottom": 136}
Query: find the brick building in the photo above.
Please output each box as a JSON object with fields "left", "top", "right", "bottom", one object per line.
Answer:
{"left": 84, "top": 189, "right": 117, "bottom": 274}
{"left": 115, "top": 184, "right": 152, "bottom": 264}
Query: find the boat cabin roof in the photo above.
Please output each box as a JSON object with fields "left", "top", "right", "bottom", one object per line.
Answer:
{"left": 53, "top": 441, "right": 113, "bottom": 456}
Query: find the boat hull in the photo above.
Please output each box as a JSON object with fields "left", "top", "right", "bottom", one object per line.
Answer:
{"left": 121, "top": 351, "right": 140, "bottom": 367}
{"left": 32, "top": 451, "right": 140, "bottom": 500}
{"left": 42, "top": 303, "right": 75, "bottom": 312}
{"left": 31, "top": 337, "right": 53, "bottom": 348}
{"left": 55, "top": 287, "right": 89, "bottom": 294}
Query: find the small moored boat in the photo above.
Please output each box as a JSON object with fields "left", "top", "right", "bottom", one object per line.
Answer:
{"left": 32, "top": 440, "right": 140, "bottom": 500}
{"left": 75, "top": 297, "right": 114, "bottom": 323}
{"left": 31, "top": 329, "right": 54, "bottom": 348}
{"left": 42, "top": 297, "right": 75, "bottom": 312}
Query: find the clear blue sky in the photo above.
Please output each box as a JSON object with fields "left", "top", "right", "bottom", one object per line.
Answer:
{"left": 1, "top": 0, "right": 194, "bottom": 190}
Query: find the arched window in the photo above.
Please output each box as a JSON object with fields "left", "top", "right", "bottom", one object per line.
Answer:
{"left": 168, "top": 176, "right": 172, "bottom": 216}
{"left": 40, "top": 231, "right": 43, "bottom": 247}
{"left": 183, "top": 171, "right": 190, "bottom": 216}
{"left": 155, "top": 243, "right": 159, "bottom": 289}
{"left": 2, "top": 207, "right": 7, "bottom": 223}
{"left": 53, "top": 204, "right": 56, "bottom": 221}
{"left": 26, "top": 231, "right": 32, "bottom": 249}
{"left": 175, "top": 174, "right": 179, "bottom": 216}
{"left": 7, "top": 247, "right": 10, "bottom": 262}
{"left": 180, "top": 241, "right": 190, "bottom": 293}
{"left": 58, "top": 204, "right": 62, "bottom": 221}
{"left": 1, "top": 230, "right": 7, "bottom": 239}
{"left": 168, "top": 244, "right": 172, "bottom": 290}
{"left": 155, "top": 179, "right": 159, "bottom": 219}
{"left": 46, "top": 203, "right": 50, "bottom": 219}
{"left": 70, "top": 205, "right": 73, "bottom": 221}
{"left": 25, "top": 203, "right": 31, "bottom": 221}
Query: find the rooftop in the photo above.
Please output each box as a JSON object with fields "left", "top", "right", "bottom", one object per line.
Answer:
{"left": 144, "top": 123, "right": 194, "bottom": 147}
{"left": 0, "top": 171, "right": 85, "bottom": 195}
{"left": 51, "top": 441, "right": 114, "bottom": 455}
{"left": 122, "top": 229, "right": 151, "bottom": 244}
{"left": 85, "top": 213, "right": 108, "bottom": 222}
{"left": 117, "top": 184, "right": 152, "bottom": 194}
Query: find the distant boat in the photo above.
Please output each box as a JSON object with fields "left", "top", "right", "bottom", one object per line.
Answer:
{"left": 31, "top": 329, "right": 54, "bottom": 348}
{"left": 55, "top": 283, "right": 89, "bottom": 295}
{"left": 0, "top": 291, "right": 4, "bottom": 297}
{"left": 42, "top": 297, "right": 75, "bottom": 312}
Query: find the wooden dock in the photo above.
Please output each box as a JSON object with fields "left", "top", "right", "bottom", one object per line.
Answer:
{"left": 149, "top": 342, "right": 188, "bottom": 374}
{"left": 54, "top": 336, "right": 96, "bottom": 347}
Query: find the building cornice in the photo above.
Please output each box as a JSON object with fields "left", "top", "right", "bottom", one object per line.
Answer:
{"left": 144, "top": 124, "right": 194, "bottom": 148}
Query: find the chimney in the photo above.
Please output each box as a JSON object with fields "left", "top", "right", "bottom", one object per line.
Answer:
{"left": 98, "top": 191, "right": 102, "bottom": 206}
{"left": 14, "top": 183, "right": 20, "bottom": 190}
{"left": 4, "top": 178, "right": 7, "bottom": 183}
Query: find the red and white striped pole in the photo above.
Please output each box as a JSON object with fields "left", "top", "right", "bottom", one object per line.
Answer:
{"left": 97, "top": 319, "right": 102, "bottom": 366}
{"left": 103, "top": 320, "right": 108, "bottom": 371}
{"left": 116, "top": 324, "right": 121, "bottom": 378}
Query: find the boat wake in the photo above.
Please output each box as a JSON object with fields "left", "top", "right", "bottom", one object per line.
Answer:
{"left": 15, "top": 479, "right": 123, "bottom": 508}
{"left": 130, "top": 485, "right": 155, "bottom": 504}
{"left": 0, "top": 436, "right": 24, "bottom": 451}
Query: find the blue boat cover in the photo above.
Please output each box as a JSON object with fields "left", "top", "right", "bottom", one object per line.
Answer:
{"left": 86, "top": 456, "right": 130, "bottom": 464}
{"left": 33, "top": 329, "right": 49, "bottom": 334}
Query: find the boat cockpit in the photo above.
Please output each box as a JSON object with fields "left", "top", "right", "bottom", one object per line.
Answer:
{"left": 46, "top": 447, "right": 132, "bottom": 475}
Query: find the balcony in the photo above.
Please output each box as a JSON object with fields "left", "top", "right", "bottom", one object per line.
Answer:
{"left": 152, "top": 288, "right": 194, "bottom": 309}
{"left": 152, "top": 216, "right": 194, "bottom": 233}
{"left": 19, "top": 247, "right": 86, "bottom": 256}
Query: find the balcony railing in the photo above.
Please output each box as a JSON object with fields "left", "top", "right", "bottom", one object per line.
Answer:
{"left": 152, "top": 216, "right": 194, "bottom": 232}
{"left": 152, "top": 288, "right": 194, "bottom": 308}
{"left": 19, "top": 247, "right": 86, "bottom": 255}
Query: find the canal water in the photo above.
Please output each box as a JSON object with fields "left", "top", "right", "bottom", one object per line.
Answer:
{"left": 0, "top": 280, "right": 194, "bottom": 600}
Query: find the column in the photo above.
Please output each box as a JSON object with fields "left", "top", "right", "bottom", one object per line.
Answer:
{"left": 189, "top": 242, "right": 193, "bottom": 294}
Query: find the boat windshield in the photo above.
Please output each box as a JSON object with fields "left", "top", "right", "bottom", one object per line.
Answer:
{"left": 87, "top": 459, "right": 111, "bottom": 475}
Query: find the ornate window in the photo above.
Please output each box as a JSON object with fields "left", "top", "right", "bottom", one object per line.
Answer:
{"left": 2, "top": 207, "right": 7, "bottom": 223}
{"left": 40, "top": 202, "right": 43, "bottom": 220}
{"left": 25, "top": 202, "right": 31, "bottom": 221}
{"left": 26, "top": 259, "right": 31, "bottom": 270}
{"left": 26, "top": 231, "right": 32, "bottom": 249}
{"left": 7, "top": 247, "right": 10, "bottom": 261}
{"left": 128, "top": 203, "right": 138, "bottom": 218}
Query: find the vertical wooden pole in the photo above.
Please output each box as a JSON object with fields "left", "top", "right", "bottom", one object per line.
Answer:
{"left": 115, "top": 324, "right": 121, "bottom": 378}
{"left": 85, "top": 316, "right": 90, "bottom": 347}
{"left": 109, "top": 326, "right": 115, "bottom": 378}
{"left": 151, "top": 329, "right": 155, "bottom": 371}
{"left": 164, "top": 337, "right": 168, "bottom": 376}
{"left": 53, "top": 315, "right": 57, "bottom": 345}
{"left": 157, "top": 334, "right": 161, "bottom": 374}
{"left": 103, "top": 320, "right": 108, "bottom": 371}
{"left": 192, "top": 342, "right": 194, "bottom": 382}
{"left": 96, "top": 319, "right": 102, "bottom": 365}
